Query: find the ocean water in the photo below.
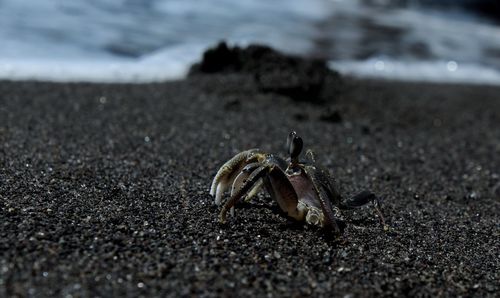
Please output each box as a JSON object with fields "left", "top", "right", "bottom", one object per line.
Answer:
{"left": 1, "top": 0, "right": 499, "bottom": 84}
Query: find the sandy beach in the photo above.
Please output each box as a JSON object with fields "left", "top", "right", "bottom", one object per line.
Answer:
{"left": 1, "top": 71, "right": 499, "bottom": 296}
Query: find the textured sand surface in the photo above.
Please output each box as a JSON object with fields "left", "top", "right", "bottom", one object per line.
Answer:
{"left": 1, "top": 77, "right": 499, "bottom": 297}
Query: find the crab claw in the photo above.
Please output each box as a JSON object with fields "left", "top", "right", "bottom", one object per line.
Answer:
{"left": 210, "top": 149, "right": 263, "bottom": 205}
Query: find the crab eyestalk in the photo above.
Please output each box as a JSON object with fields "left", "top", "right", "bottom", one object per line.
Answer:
{"left": 286, "top": 131, "right": 297, "bottom": 153}
{"left": 286, "top": 131, "right": 303, "bottom": 167}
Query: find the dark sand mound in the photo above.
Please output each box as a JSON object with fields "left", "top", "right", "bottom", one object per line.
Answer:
{"left": 189, "top": 42, "right": 342, "bottom": 103}
{"left": 0, "top": 76, "right": 499, "bottom": 297}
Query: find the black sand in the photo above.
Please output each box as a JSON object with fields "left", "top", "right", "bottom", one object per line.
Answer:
{"left": 1, "top": 75, "right": 499, "bottom": 297}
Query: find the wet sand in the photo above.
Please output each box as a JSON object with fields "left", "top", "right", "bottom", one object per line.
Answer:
{"left": 0, "top": 75, "right": 499, "bottom": 297}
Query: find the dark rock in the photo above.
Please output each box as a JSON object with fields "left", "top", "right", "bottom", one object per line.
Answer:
{"left": 190, "top": 42, "right": 241, "bottom": 73}
{"left": 189, "top": 42, "right": 342, "bottom": 102}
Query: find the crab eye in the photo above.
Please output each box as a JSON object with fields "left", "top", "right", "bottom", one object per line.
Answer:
{"left": 286, "top": 131, "right": 297, "bottom": 155}
{"left": 289, "top": 135, "right": 303, "bottom": 160}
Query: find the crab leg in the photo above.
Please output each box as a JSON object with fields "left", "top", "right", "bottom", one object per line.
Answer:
{"left": 231, "top": 171, "right": 264, "bottom": 204}
{"left": 308, "top": 172, "right": 342, "bottom": 236}
{"left": 210, "top": 149, "right": 260, "bottom": 205}
{"left": 228, "top": 163, "right": 261, "bottom": 215}
{"left": 341, "top": 191, "right": 387, "bottom": 228}
{"left": 244, "top": 178, "right": 263, "bottom": 202}
{"left": 220, "top": 165, "right": 269, "bottom": 223}
{"left": 230, "top": 163, "right": 261, "bottom": 197}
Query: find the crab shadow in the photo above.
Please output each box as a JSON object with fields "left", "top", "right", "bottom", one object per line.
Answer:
{"left": 229, "top": 201, "right": 305, "bottom": 230}
{"left": 234, "top": 200, "right": 349, "bottom": 242}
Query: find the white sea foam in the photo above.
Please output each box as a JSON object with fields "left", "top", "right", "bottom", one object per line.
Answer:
{"left": 331, "top": 59, "right": 500, "bottom": 85}
{"left": 0, "top": 0, "right": 331, "bottom": 82}
{"left": 0, "top": 0, "right": 499, "bottom": 84}
{"left": 0, "top": 44, "right": 206, "bottom": 83}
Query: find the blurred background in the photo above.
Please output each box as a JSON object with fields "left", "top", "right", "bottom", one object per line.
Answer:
{"left": 0, "top": 0, "right": 499, "bottom": 84}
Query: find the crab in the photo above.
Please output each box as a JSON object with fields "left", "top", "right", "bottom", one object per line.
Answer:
{"left": 209, "top": 131, "right": 386, "bottom": 236}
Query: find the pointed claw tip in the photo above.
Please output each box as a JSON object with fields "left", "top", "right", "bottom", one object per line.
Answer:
{"left": 214, "top": 183, "right": 225, "bottom": 205}
{"left": 218, "top": 215, "right": 226, "bottom": 224}
{"left": 209, "top": 180, "right": 218, "bottom": 197}
{"left": 214, "top": 195, "right": 222, "bottom": 206}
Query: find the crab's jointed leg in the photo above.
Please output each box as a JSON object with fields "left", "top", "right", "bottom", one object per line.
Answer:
{"left": 308, "top": 170, "right": 342, "bottom": 236}
{"left": 228, "top": 163, "right": 261, "bottom": 216}
{"left": 244, "top": 178, "right": 263, "bottom": 202}
{"left": 220, "top": 162, "right": 304, "bottom": 224}
{"left": 220, "top": 165, "right": 270, "bottom": 223}
{"left": 230, "top": 163, "right": 261, "bottom": 198}
{"left": 210, "top": 149, "right": 261, "bottom": 205}
{"left": 230, "top": 163, "right": 264, "bottom": 203}
{"left": 341, "top": 190, "right": 388, "bottom": 229}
